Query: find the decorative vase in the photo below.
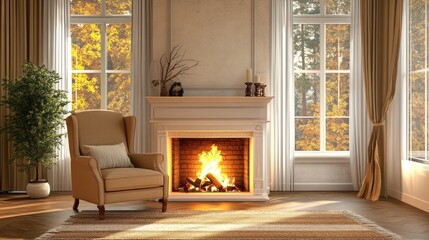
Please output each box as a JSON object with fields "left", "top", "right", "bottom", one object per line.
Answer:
{"left": 160, "top": 82, "right": 168, "bottom": 96}
{"left": 26, "top": 182, "right": 50, "bottom": 198}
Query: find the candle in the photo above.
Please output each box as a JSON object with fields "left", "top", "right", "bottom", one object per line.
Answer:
{"left": 254, "top": 75, "right": 261, "bottom": 83}
{"left": 246, "top": 68, "right": 252, "bottom": 83}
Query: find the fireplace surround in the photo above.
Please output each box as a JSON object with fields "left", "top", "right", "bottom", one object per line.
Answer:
{"left": 146, "top": 96, "right": 272, "bottom": 201}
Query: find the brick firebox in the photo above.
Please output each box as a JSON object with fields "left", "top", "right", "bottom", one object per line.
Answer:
{"left": 171, "top": 138, "right": 250, "bottom": 192}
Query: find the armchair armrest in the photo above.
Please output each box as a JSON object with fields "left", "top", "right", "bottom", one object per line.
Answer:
{"left": 128, "top": 153, "right": 165, "bottom": 173}
{"left": 71, "top": 156, "right": 105, "bottom": 205}
{"left": 129, "top": 153, "right": 169, "bottom": 198}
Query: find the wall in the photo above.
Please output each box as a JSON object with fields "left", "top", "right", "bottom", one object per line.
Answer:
{"left": 294, "top": 155, "right": 354, "bottom": 191}
{"left": 386, "top": 34, "right": 429, "bottom": 212}
{"left": 151, "top": 0, "right": 270, "bottom": 96}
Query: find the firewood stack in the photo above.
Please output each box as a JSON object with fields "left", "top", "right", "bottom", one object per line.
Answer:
{"left": 177, "top": 173, "right": 241, "bottom": 192}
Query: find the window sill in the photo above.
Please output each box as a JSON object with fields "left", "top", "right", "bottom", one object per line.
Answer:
{"left": 294, "top": 151, "right": 350, "bottom": 164}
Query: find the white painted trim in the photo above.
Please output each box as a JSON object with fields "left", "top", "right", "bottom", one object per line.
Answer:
{"left": 388, "top": 187, "right": 429, "bottom": 213}
{"left": 295, "top": 158, "right": 350, "bottom": 164}
{"left": 168, "top": 192, "right": 269, "bottom": 202}
{"left": 294, "top": 183, "right": 355, "bottom": 191}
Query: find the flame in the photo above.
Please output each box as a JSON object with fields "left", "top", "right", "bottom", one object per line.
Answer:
{"left": 197, "top": 145, "right": 232, "bottom": 188}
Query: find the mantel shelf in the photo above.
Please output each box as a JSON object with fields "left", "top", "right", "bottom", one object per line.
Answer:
{"left": 146, "top": 96, "right": 273, "bottom": 105}
{"left": 146, "top": 96, "right": 273, "bottom": 121}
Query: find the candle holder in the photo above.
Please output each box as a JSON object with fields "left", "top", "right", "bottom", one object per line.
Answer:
{"left": 260, "top": 83, "right": 267, "bottom": 97}
{"left": 245, "top": 82, "right": 253, "bottom": 97}
{"left": 254, "top": 82, "right": 262, "bottom": 97}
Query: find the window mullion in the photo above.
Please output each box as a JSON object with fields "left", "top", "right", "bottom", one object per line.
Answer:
{"left": 320, "top": 23, "right": 326, "bottom": 152}
{"left": 320, "top": 0, "right": 326, "bottom": 16}
{"left": 101, "top": 23, "right": 107, "bottom": 109}
{"left": 424, "top": 1, "right": 429, "bottom": 161}
{"left": 102, "top": 0, "right": 106, "bottom": 16}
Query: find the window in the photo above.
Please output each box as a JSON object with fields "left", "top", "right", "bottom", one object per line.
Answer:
{"left": 70, "top": 0, "right": 132, "bottom": 115}
{"left": 408, "top": 0, "right": 429, "bottom": 164}
{"left": 293, "top": 0, "right": 351, "bottom": 152}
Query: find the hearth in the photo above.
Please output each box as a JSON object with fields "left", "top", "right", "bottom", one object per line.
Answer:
{"left": 171, "top": 138, "right": 250, "bottom": 193}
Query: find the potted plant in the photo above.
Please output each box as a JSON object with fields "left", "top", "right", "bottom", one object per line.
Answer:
{"left": 1, "top": 61, "right": 69, "bottom": 198}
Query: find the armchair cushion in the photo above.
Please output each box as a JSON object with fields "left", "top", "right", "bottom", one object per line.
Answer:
{"left": 86, "top": 143, "right": 133, "bottom": 169}
{"left": 101, "top": 168, "right": 164, "bottom": 192}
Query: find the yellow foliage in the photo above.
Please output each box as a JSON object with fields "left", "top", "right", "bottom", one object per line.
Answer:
{"left": 71, "top": 0, "right": 131, "bottom": 115}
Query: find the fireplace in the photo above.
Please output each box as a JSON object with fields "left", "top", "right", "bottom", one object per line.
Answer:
{"left": 147, "top": 96, "right": 272, "bottom": 201}
{"left": 171, "top": 138, "right": 250, "bottom": 193}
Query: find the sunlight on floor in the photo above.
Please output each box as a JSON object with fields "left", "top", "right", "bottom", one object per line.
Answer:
{"left": 0, "top": 208, "right": 65, "bottom": 219}
{"left": 112, "top": 211, "right": 313, "bottom": 239}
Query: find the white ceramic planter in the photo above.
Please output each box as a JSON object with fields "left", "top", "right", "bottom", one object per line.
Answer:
{"left": 26, "top": 182, "right": 50, "bottom": 198}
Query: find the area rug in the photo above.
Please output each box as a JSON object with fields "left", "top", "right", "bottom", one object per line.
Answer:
{"left": 38, "top": 210, "right": 400, "bottom": 239}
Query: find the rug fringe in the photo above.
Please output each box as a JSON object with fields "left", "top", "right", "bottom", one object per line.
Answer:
{"left": 342, "top": 210, "right": 403, "bottom": 240}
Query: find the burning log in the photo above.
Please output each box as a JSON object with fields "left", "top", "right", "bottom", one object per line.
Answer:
{"left": 227, "top": 185, "right": 241, "bottom": 192}
{"left": 206, "top": 173, "right": 223, "bottom": 190}
{"left": 201, "top": 180, "right": 212, "bottom": 188}
{"left": 195, "top": 178, "right": 202, "bottom": 186}
{"left": 186, "top": 177, "right": 202, "bottom": 188}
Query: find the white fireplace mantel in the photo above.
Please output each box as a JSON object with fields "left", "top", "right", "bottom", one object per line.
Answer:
{"left": 146, "top": 96, "right": 273, "bottom": 201}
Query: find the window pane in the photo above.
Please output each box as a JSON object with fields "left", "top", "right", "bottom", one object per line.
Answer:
{"left": 106, "top": 0, "right": 132, "bottom": 15}
{"left": 293, "top": 0, "right": 320, "bottom": 15}
{"left": 326, "top": 118, "right": 349, "bottom": 151}
{"left": 326, "top": 0, "right": 351, "bottom": 15}
{"left": 293, "top": 24, "right": 320, "bottom": 70}
{"left": 326, "top": 73, "right": 349, "bottom": 117}
{"left": 409, "top": 72, "right": 426, "bottom": 158}
{"left": 108, "top": 73, "right": 131, "bottom": 115}
{"left": 71, "top": 24, "right": 101, "bottom": 70}
{"left": 72, "top": 73, "right": 101, "bottom": 111}
{"left": 295, "top": 118, "right": 320, "bottom": 151}
{"left": 295, "top": 73, "right": 320, "bottom": 116}
{"left": 409, "top": 0, "right": 426, "bottom": 71}
{"left": 326, "top": 24, "right": 350, "bottom": 70}
{"left": 107, "top": 24, "right": 132, "bottom": 70}
{"left": 70, "top": 0, "right": 101, "bottom": 15}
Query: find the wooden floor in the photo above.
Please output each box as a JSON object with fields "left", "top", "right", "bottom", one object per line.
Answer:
{"left": 0, "top": 192, "right": 428, "bottom": 239}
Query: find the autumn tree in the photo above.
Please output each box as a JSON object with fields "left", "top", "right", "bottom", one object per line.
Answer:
{"left": 70, "top": 0, "right": 132, "bottom": 115}
{"left": 293, "top": 0, "right": 350, "bottom": 151}
{"left": 409, "top": 0, "right": 426, "bottom": 157}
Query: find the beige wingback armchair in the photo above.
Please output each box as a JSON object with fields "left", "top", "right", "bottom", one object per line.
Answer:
{"left": 66, "top": 110, "right": 168, "bottom": 220}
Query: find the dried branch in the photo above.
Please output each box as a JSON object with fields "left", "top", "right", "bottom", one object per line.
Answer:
{"left": 156, "top": 45, "right": 198, "bottom": 85}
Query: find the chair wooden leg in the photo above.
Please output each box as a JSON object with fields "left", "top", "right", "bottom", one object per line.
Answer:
{"left": 162, "top": 198, "right": 167, "bottom": 212}
{"left": 97, "top": 205, "right": 105, "bottom": 220}
{"left": 73, "top": 198, "right": 79, "bottom": 213}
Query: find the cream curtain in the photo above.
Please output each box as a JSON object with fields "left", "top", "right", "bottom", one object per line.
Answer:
{"left": 349, "top": 0, "right": 372, "bottom": 191}
{"left": 358, "top": 0, "right": 403, "bottom": 201}
{"left": 0, "top": 0, "right": 43, "bottom": 191}
{"left": 386, "top": 4, "right": 407, "bottom": 197}
{"left": 270, "top": 0, "right": 294, "bottom": 191}
{"left": 131, "top": 0, "right": 151, "bottom": 152}
{"left": 43, "top": 0, "right": 72, "bottom": 191}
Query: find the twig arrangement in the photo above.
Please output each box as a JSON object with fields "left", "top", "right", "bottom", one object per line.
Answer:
{"left": 152, "top": 45, "right": 198, "bottom": 88}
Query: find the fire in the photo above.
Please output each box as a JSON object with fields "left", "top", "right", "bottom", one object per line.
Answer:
{"left": 177, "top": 144, "right": 239, "bottom": 192}
{"left": 197, "top": 145, "right": 234, "bottom": 189}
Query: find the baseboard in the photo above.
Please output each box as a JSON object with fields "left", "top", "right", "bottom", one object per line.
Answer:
{"left": 388, "top": 187, "right": 429, "bottom": 213}
{"left": 294, "top": 183, "right": 355, "bottom": 191}
{"left": 7, "top": 191, "right": 27, "bottom": 194}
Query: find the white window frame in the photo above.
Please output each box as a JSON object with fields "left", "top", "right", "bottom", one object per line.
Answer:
{"left": 407, "top": 0, "right": 429, "bottom": 165}
{"left": 293, "top": 0, "right": 351, "bottom": 155}
{"left": 70, "top": 0, "right": 131, "bottom": 109}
